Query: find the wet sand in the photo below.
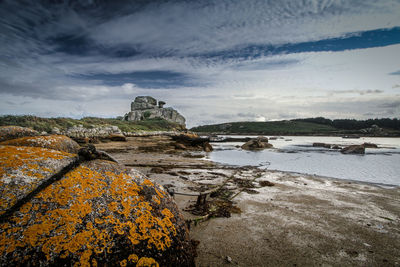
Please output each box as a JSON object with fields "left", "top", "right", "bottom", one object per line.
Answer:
{"left": 96, "top": 136, "right": 400, "bottom": 266}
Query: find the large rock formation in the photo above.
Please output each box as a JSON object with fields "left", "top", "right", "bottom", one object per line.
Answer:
{"left": 124, "top": 96, "right": 186, "bottom": 126}
{"left": 0, "top": 126, "right": 195, "bottom": 266}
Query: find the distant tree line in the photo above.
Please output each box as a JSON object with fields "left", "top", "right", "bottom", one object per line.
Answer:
{"left": 292, "top": 117, "right": 400, "bottom": 130}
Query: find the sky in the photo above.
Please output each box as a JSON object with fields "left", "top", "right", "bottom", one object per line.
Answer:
{"left": 0, "top": 0, "right": 400, "bottom": 128}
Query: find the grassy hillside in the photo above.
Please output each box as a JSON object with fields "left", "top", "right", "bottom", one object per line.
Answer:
{"left": 0, "top": 115, "right": 184, "bottom": 133}
{"left": 191, "top": 121, "right": 342, "bottom": 135}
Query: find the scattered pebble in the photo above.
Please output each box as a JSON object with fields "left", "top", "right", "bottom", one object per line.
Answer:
{"left": 225, "top": 256, "right": 232, "bottom": 263}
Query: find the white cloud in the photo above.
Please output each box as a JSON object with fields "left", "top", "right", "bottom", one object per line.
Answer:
{"left": 91, "top": 0, "right": 400, "bottom": 55}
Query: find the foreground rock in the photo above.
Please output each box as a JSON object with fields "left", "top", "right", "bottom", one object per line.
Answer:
{"left": 0, "top": 135, "right": 81, "bottom": 153}
{"left": 0, "top": 126, "right": 39, "bottom": 142}
{"left": 241, "top": 137, "right": 273, "bottom": 150}
{"left": 341, "top": 145, "right": 365, "bottom": 154}
{"left": 0, "top": 129, "right": 195, "bottom": 266}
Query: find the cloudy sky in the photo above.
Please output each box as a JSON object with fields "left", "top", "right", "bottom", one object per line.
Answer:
{"left": 1, "top": 0, "right": 400, "bottom": 127}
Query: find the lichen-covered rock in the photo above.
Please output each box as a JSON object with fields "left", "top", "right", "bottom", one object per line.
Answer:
{"left": 0, "top": 126, "right": 40, "bottom": 142}
{"left": 0, "top": 147, "right": 195, "bottom": 266}
{"left": 0, "top": 135, "right": 81, "bottom": 153}
{"left": 0, "top": 145, "right": 77, "bottom": 215}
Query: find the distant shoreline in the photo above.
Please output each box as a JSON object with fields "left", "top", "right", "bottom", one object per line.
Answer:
{"left": 197, "top": 132, "right": 400, "bottom": 137}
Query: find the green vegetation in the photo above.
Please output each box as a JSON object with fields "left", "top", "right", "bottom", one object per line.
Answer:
{"left": 0, "top": 115, "right": 184, "bottom": 132}
{"left": 143, "top": 111, "right": 151, "bottom": 119}
{"left": 293, "top": 117, "right": 400, "bottom": 130}
{"left": 191, "top": 117, "right": 400, "bottom": 136}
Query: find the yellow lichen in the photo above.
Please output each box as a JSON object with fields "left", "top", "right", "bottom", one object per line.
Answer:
{"left": 128, "top": 254, "right": 139, "bottom": 263}
{"left": 0, "top": 163, "right": 177, "bottom": 266}
{"left": 0, "top": 135, "right": 79, "bottom": 153}
{"left": 0, "top": 145, "right": 76, "bottom": 212}
{"left": 136, "top": 257, "right": 159, "bottom": 267}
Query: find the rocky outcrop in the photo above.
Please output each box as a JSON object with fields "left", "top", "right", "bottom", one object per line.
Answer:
{"left": 51, "top": 125, "right": 125, "bottom": 144}
{"left": 0, "top": 127, "right": 195, "bottom": 266}
{"left": 340, "top": 145, "right": 365, "bottom": 154}
{"left": 125, "top": 96, "right": 186, "bottom": 126}
{"left": 241, "top": 137, "right": 273, "bottom": 150}
{"left": 0, "top": 126, "right": 39, "bottom": 142}
{"left": 171, "top": 133, "right": 213, "bottom": 152}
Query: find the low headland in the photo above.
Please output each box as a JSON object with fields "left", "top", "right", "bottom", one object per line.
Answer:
{"left": 191, "top": 117, "right": 400, "bottom": 137}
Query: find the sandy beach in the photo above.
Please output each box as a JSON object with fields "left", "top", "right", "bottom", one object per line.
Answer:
{"left": 96, "top": 136, "right": 400, "bottom": 266}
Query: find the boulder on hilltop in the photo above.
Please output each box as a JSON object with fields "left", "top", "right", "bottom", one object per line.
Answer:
{"left": 124, "top": 96, "right": 186, "bottom": 126}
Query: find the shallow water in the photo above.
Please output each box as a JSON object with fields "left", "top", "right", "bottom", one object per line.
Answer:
{"left": 207, "top": 136, "right": 400, "bottom": 186}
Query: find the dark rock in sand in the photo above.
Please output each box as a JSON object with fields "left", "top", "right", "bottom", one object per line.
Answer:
{"left": 363, "top": 142, "right": 378, "bottom": 148}
{"left": 150, "top": 167, "right": 165, "bottom": 174}
{"left": 313, "top": 142, "right": 331, "bottom": 148}
{"left": 107, "top": 133, "right": 127, "bottom": 142}
{"left": 241, "top": 137, "right": 273, "bottom": 150}
{"left": 172, "top": 133, "right": 213, "bottom": 152}
{"left": 341, "top": 145, "right": 365, "bottom": 154}
{"left": 259, "top": 180, "right": 275, "bottom": 187}
{"left": 175, "top": 143, "right": 187, "bottom": 150}
{"left": 203, "top": 142, "right": 213, "bottom": 152}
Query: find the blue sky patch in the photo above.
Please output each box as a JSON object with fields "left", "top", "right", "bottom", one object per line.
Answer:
{"left": 202, "top": 27, "right": 400, "bottom": 60}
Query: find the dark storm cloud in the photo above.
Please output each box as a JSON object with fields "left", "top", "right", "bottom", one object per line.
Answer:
{"left": 73, "top": 71, "right": 197, "bottom": 88}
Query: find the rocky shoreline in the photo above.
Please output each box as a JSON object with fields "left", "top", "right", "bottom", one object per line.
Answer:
{"left": 95, "top": 134, "right": 400, "bottom": 266}
{"left": 1, "top": 127, "right": 399, "bottom": 266}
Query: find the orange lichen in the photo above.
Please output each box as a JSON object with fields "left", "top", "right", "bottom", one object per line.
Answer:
{"left": 0, "top": 145, "right": 76, "bottom": 212}
{"left": 120, "top": 259, "right": 127, "bottom": 267}
{"left": 0, "top": 163, "right": 176, "bottom": 266}
{"left": 136, "top": 257, "right": 159, "bottom": 267}
{"left": 128, "top": 254, "right": 139, "bottom": 263}
{"left": 0, "top": 135, "right": 79, "bottom": 153}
